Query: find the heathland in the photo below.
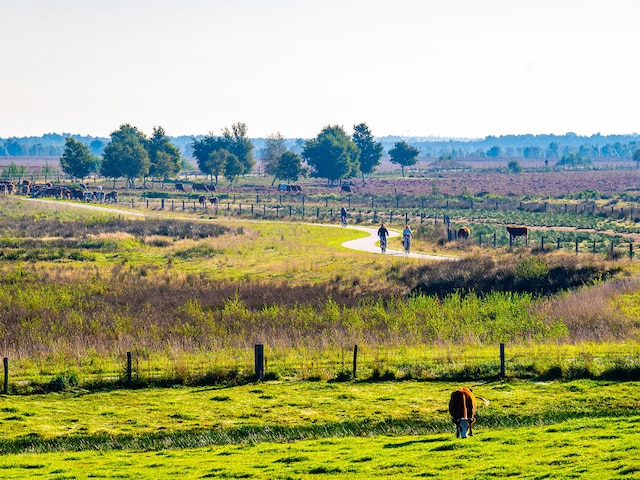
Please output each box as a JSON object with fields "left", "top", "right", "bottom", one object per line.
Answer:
{"left": 0, "top": 165, "right": 639, "bottom": 478}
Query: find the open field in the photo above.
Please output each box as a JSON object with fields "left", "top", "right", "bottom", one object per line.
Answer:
{"left": 1, "top": 166, "right": 640, "bottom": 477}
{"left": 1, "top": 380, "right": 639, "bottom": 479}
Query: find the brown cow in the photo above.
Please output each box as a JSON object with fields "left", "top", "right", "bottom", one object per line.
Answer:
{"left": 457, "top": 226, "right": 470, "bottom": 240}
{"left": 449, "top": 388, "right": 477, "bottom": 438}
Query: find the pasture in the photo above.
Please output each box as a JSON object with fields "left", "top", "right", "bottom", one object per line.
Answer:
{"left": 1, "top": 166, "right": 640, "bottom": 478}
{"left": 1, "top": 380, "right": 639, "bottom": 478}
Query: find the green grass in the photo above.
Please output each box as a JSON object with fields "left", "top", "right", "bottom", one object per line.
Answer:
{"left": 0, "top": 380, "right": 639, "bottom": 478}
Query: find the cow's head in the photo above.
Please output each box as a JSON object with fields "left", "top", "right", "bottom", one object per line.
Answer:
{"left": 455, "top": 418, "right": 471, "bottom": 438}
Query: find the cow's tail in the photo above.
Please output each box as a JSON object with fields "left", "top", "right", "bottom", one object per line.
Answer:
{"left": 477, "top": 396, "right": 490, "bottom": 406}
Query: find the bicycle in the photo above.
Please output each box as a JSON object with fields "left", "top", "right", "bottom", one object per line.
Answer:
{"left": 341, "top": 215, "right": 347, "bottom": 227}
{"left": 379, "top": 235, "right": 387, "bottom": 254}
{"left": 403, "top": 235, "right": 411, "bottom": 254}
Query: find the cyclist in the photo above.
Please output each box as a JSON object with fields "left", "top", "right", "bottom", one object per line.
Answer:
{"left": 402, "top": 224, "right": 412, "bottom": 254}
{"left": 377, "top": 223, "right": 389, "bottom": 254}
{"left": 340, "top": 206, "right": 347, "bottom": 227}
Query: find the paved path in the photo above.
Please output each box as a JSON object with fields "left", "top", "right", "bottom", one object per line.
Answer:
{"left": 338, "top": 225, "right": 456, "bottom": 260}
{"left": 25, "top": 198, "right": 454, "bottom": 260}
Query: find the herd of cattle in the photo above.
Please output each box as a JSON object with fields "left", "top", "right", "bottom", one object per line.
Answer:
{"left": 0, "top": 180, "right": 118, "bottom": 203}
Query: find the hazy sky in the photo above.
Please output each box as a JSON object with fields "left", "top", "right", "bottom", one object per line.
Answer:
{"left": 2, "top": 0, "right": 639, "bottom": 139}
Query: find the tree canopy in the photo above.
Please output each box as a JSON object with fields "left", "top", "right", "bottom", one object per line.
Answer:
{"left": 352, "top": 123, "right": 383, "bottom": 184}
{"left": 148, "top": 126, "right": 181, "bottom": 180}
{"left": 100, "top": 124, "right": 150, "bottom": 188}
{"left": 274, "top": 151, "right": 307, "bottom": 183}
{"left": 59, "top": 137, "right": 95, "bottom": 181}
{"left": 261, "top": 132, "right": 288, "bottom": 184}
{"left": 389, "top": 141, "right": 419, "bottom": 177}
{"left": 302, "top": 125, "right": 359, "bottom": 184}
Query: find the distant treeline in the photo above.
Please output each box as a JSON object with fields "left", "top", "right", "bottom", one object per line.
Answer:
{"left": 1, "top": 131, "right": 639, "bottom": 160}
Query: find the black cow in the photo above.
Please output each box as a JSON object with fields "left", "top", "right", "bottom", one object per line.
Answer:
{"left": 175, "top": 183, "right": 185, "bottom": 192}
{"left": 341, "top": 185, "right": 352, "bottom": 193}
{"left": 192, "top": 183, "right": 209, "bottom": 192}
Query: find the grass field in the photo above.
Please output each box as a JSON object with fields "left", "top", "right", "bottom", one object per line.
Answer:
{"left": 1, "top": 171, "right": 640, "bottom": 478}
{"left": 1, "top": 380, "right": 639, "bottom": 479}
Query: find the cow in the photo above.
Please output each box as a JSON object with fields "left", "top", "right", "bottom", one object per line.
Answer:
{"left": 206, "top": 184, "right": 216, "bottom": 192}
{"left": 278, "top": 183, "right": 290, "bottom": 192}
{"left": 449, "top": 388, "right": 477, "bottom": 438}
{"left": 198, "top": 195, "right": 207, "bottom": 206}
{"left": 507, "top": 226, "right": 528, "bottom": 246}
{"left": 105, "top": 191, "right": 118, "bottom": 203}
{"left": 457, "top": 226, "right": 470, "bottom": 240}
{"left": 192, "top": 183, "right": 209, "bottom": 192}
{"left": 175, "top": 183, "right": 185, "bottom": 192}
{"left": 208, "top": 196, "right": 219, "bottom": 205}
{"left": 290, "top": 184, "right": 302, "bottom": 193}
{"left": 507, "top": 226, "right": 528, "bottom": 237}
{"left": 341, "top": 185, "right": 352, "bottom": 193}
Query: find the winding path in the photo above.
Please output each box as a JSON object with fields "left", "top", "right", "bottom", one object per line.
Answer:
{"left": 25, "top": 198, "right": 454, "bottom": 261}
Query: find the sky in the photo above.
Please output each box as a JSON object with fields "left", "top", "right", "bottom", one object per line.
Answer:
{"left": 1, "top": 0, "right": 639, "bottom": 140}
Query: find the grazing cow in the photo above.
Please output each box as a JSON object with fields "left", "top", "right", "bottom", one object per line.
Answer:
{"left": 192, "top": 183, "right": 209, "bottom": 192}
{"left": 208, "top": 196, "right": 219, "bottom": 205}
{"left": 449, "top": 388, "right": 477, "bottom": 438}
{"left": 341, "top": 185, "right": 352, "bottom": 193}
{"left": 206, "top": 184, "right": 216, "bottom": 192}
{"left": 69, "top": 188, "right": 85, "bottom": 200}
{"left": 277, "top": 183, "right": 290, "bottom": 192}
{"left": 175, "top": 183, "right": 185, "bottom": 192}
{"left": 83, "top": 191, "right": 95, "bottom": 202}
{"left": 290, "top": 184, "right": 302, "bottom": 193}
{"left": 105, "top": 191, "right": 118, "bottom": 203}
{"left": 457, "top": 226, "right": 470, "bottom": 240}
{"left": 198, "top": 195, "right": 207, "bottom": 206}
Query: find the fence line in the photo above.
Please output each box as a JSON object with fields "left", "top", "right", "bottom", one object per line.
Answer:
{"left": 2, "top": 343, "right": 639, "bottom": 394}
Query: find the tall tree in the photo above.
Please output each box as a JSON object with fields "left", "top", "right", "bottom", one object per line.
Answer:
{"left": 261, "top": 132, "right": 288, "bottom": 184}
{"left": 352, "top": 123, "right": 383, "bottom": 185}
{"left": 101, "top": 124, "right": 150, "bottom": 188}
{"left": 302, "top": 125, "right": 359, "bottom": 185}
{"left": 191, "top": 134, "right": 228, "bottom": 183}
{"left": 633, "top": 147, "right": 640, "bottom": 168}
{"left": 222, "top": 122, "right": 255, "bottom": 175}
{"left": 389, "top": 141, "right": 419, "bottom": 177}
{"left": 223, "top": 152, "right": 244, "bottom": 185}
{"left": 147, "top": 126, "right": 181, "bottom": 180}
{"left": 274, "top": 151, "right": 307, "bottom": 183}
{"left": 59, "top": 137, "right": 94, "bottom": 181}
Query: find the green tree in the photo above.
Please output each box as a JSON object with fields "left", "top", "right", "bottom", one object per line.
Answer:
{"left": 59, "top": 137, "right": 94, "bottom": 181}
{"left": 302, "top": 125, "right": 359, "bottom": 185}
{"left": 222, "top": 122, "right": 255, "bottom": 175}
{"left": 192, "top": 134, "right": 225, "bottom": 180}
{"left": 389, "top": 141, "right": 419, "bottom": 177}
{"left": 507, "top": 160, "right": 523, "bottom": 173}
{"left": 223, "top": 152, "right": 244, "bottom": 185}
{"left": 148, "top": 126, "right": 181, "bottom": 180}
{"left": 261, "top": 132, "right": 288, "bottom": 185}
{"left": 486, "top": 146, "right": 502, "bottom": 158}
{"left": 274, "top": 151, "right": 307, "bottom": 183}
{"left": 633, "top": 148, "right": 640, "bottom": 168}
{"left": 352, "top": 122, "right": 383, "bottom": 185}
{"left": 207, "top": 149, "right": 230, "bottom": 184}
{"left": 101, "top": 124, "right": 150, "bottom": 188}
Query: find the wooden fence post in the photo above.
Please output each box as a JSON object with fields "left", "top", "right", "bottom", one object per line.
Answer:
{"left": 126, "top": 351, "right": 132, "bottom": 385}
{"left": 255, "top": 344, "right": 264, "bottom": 381}
{"left": 352, "top": 345, "right": 358, "bottom": 379}
{"left": 499, "top": 343, "right": 505, "bottom": 380}
{"left": 3, "top": 357, "right": 8, "bottom": 394}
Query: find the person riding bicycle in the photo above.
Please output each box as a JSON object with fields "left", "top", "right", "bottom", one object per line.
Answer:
{"left": 340, "top": 207, "right": 347, "bottom": 227}
{"left": 402, "top": 224, "right": 412, "bottom": 253}
{"left": 378, "top": 223, "right": 389, "bottom": 253}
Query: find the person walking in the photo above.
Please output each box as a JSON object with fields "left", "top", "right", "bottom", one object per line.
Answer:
{"left": 340, "top": 206, "right": 347, "bottom": 227}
